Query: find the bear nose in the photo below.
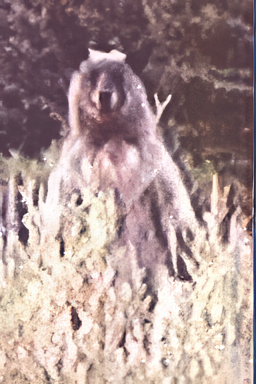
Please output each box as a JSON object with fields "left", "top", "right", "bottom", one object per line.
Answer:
{"left": 99, "top": 91, "right": 112, "bottom": 112}
{"left": 98, "top": 90, "right": 118, "bottom": 113}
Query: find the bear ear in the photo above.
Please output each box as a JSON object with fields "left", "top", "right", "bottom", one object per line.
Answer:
{"left": 88, "top": 49, "right": 126, "bottom": 63}
{"left": 79, "top": 49, "right": 126, "bottom": 72}
{"left": 108, "top": 49, "right": 127, "bottom": 62}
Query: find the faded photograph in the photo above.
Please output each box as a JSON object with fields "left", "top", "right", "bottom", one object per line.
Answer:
{"left": 0, "top": 1, "right": 253, "bottom": 383}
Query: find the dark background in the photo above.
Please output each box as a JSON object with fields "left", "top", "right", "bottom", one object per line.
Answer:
{"left": 0, "top": 0, "right": 253, "bottom": 215}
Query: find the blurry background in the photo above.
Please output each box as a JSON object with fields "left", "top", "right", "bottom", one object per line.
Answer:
{"left": 0, "top": 0, "right": 253, "bottom": 218}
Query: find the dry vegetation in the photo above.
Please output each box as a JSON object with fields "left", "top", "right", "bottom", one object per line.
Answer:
{"left": 0, "top": 155, "right": 252, "bottom": 384}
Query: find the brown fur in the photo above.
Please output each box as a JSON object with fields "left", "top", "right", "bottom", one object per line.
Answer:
{"left": 45, "top": 50, "right": 200, "bottom": 284}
